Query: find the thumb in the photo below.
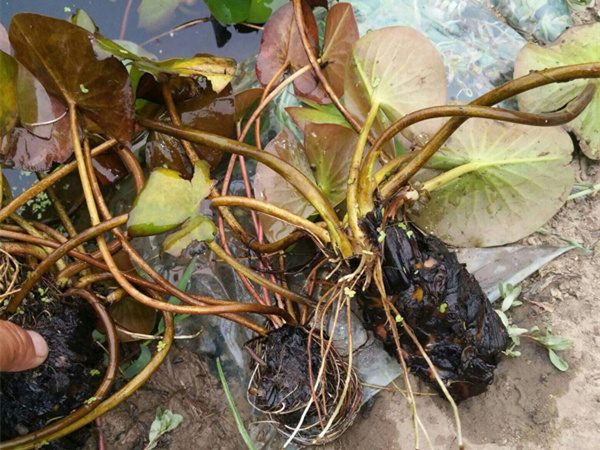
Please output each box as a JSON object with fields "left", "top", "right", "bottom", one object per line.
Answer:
{"left": 0, "top": 320, "right": 48, "bottom": 372}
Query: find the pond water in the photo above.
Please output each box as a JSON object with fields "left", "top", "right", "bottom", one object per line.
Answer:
{"left": 1, "top": 0, "right": 263, "bottom": 200}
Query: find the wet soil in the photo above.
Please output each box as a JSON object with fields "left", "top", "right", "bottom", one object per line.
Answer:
{"left": 0, "top": 275, "right": 102, "bottom": 449}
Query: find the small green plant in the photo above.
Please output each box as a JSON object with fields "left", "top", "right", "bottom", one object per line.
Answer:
{"left": 144, "top": 407, "right": 184, "bottom": 450}
{"left": 496, "top": 282, "right": 572, "bottom": 371}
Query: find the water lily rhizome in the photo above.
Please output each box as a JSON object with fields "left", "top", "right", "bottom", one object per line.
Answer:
{"left": 1, "top": 2, "right": 598, "bottom": 449}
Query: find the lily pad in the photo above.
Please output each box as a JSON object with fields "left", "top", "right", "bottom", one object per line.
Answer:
{"left": 304, "top": 122, "right": 357, "bottom": 206}
{"left": 128, "top": 161, "right": 215, "bottom": 256}
{"left": 409, "top": 120, "right": 574, "bottom": 247}
{"left": 0, "top": 50, "right": 18, "bottom": 137}
{"left": 0, "top": 23, "right": 9, "bottom": 53}
{"left": 147, "top": 84, "right": 235, "bottom": 171}
{"left": 234, "top": 87, "right": 264, "bottom": 122}
{"left": 0, "top": 97, "right": 74, "bottom": 171}
{"left": 254, "top": 124, "right": 357, "bottom": 241}
{"left": 70, "top": 9, "right": 98, "bottom": 33}
{"left": 205, "top": 0, "right": 287, "bottom": 25}
{"left": 138, "top": 0, "right": 193, "bottom": 31}
{"left": 254, "top": 127, "right": 317, "bottom": 242}
{"left": 94, "top": 35, "right": 236, "bottom": 94}
{"left": 286, "top": 97, "right": 350, "bottom": 133}
{"left": 319, "top": 2, "right": 359, "bottom": 98}
{"left": 9, "top": 13, "right": 134, "bottom": 143}
{"left": 344, "top": 26, "right": 447, "bottom": 141}
{"left": 514, "top": 23, "right": 600, "bottom": 159}
{"left": 109, "top": 296, "right": 157, "bottom": 342}
{"left": 255, "top": 2, "right": 321, "bottom": 99}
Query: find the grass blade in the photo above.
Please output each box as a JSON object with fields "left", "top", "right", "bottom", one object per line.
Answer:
{"left": 216, "top": 357, "right": 256, "bottom": 450}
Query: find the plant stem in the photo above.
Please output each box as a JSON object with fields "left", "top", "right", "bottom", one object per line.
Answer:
{"left": 210, "top": 196, "right": 330, "bottom": 244}
{"left": 292, "top": 0, "right": 371, "bottom": 143}
{"left": 380, "top": 63, "right": 600, "bottom": 199}
{"left": 0, "top": 139, "right": 116, "bottom": 224}
{"left": 207, "top": 240, "right": 311, "bottom": 308}
{"left": 0, "top": 312, "right": 175, "bottom": 450}
{"left": 138, "top": 117, "right": 353, "bottom": 257}
{"left": 568, "top": 183, "right": 600, "bottom": 200}
{"left": 348, "top": 102, "right": 379, "bottom": 243}
{"left": 422, "top": 156, "right": 564, "bottom": 193}
{"left": 360, "top": 83, "right": 596, "bottom": 208}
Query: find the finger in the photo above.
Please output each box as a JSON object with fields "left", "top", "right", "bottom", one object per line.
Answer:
{"left": 0, "top": 321, "right": 49, "bottom": 372}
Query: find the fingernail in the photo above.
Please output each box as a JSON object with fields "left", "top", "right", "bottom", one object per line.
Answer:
{"left": 27, "top": 330, "right": 49, "bottom": 359}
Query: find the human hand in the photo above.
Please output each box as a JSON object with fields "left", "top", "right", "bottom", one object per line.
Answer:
{"left": 0, "top": 320, "right": 48, "bottom": 372}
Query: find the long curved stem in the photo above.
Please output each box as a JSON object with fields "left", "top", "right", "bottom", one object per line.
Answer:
{"left": 360, "top": 83, "right": 596, "bottom": 211}
{"left": 292, "top": 0, "right": 370, "bottom": 143}
{"left": 380, "top": 63, "right": 600, "bottom": 199}
{"left": 0, "top": 311, "right": 175, "bottom": 450}
{"left": 210, "top": 196, "right": 330, "bottom": 244}
{"left": 138, "top": 117, "right": 353, "bottom": 257}
{"left": 0, "top": 139, "right": 116, "bottom": 224}
{"left": 0, "top": 288, "right": 120, "bottom": 450}
{"left": 207, "top": 240, "right": 313, "bottom": 306}
{"left": 347, "top": 102, "right": 379, "bottom": 243}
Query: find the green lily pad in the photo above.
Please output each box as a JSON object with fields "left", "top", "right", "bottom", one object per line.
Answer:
{"left": 9, "top": 13, "right": 134, "bottom": 143}
{"left": 161, "top": 215, "right": 216, "bottom": 256}
{"left": 514, "top": 23, "right": 600, "bottom": 159}
{"left": 205, "top": 0, "right": 287, "bottom": 25}
{"left": 409, "top": 120, "right": 574, "bottom": 247}
{"left": 344, "top": 26, "right": 447, "bottom": 142}
{"left": 304, "top": 122, "right": 357, "bottom": 206}
{"left": 286, "top": 97, "right": 350, "bottom": 134}
{"left": 138, "top": 0, "right": 190, "bottom": 31}
{"left": 128, "top": 160, "right": 213, "bottom": 230}
{"left": 94, "top": 35, "right": 236, "bottom": 94}
{"left": 70, "top": 9, "right": 98, "bottom": 33}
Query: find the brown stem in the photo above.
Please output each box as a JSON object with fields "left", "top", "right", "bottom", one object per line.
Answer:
{"left": 0, "top": 311, "right": 174, "bottom": 449}
{"left": 291, "top": 0, "right": 371, "bottom": 144}
{"left": 0, "top": 139, "right": 117, "bottom": 224}
{"left": 359, "top": 83, "right": 596, "bottom": 210}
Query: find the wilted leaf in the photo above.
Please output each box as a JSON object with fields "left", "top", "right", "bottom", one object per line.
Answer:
{"left": 128, "top": 161, "right": 215, "bottom": 255}
{"left": 0, "top": 50, "right": 18, "bottom": 137}
{"left": 514, "top": 23, "right": 600, "bottom": 159}
{"left": 319, "top": 3, "right": 359, "bottom": 98}
{"left": 154, "top": 56, "right": 236, "bottom": 94}
{"left": 70, "top": 9, "right": 98, "bottom": 33}
{"left": 109, "top": 296, "right": 157, "bottom": 342}
{"left": 147, "top": 84, "right": 234, "bottom": 171}
{"left": 304, "top": 122, "right": 357, "bottom": 206}
{"left": 92, "top": 151, "right": 129, "bottom": 186}
{"left": 255, "top": 2, "right": 321, "bottom": 98}
{"left": 409, "top": 120, "right": 574, "bottom": 247}
{"left": 10, "top": 13, "right": 135, "bottom": 143}
{"left": 138, "top": 0, "right": 194, "bottom": 31}
{"left": 234, "top": 87, "right": 264, "bottom": 122}
{"left": 162, "top": 215, "right": 216, "bottom": 256}
{"left": 0, "top": 97, "right": 74, "bottom": 171}
{"left": 0, "top": 23, "right": 9, "bottom": 53}
{"left": 254, "top": 127, "right": 316, "bottom": 242}
{"left": 286, "top": 97, "right": 350, "bottom": 133}
{"left": 344, "top": 26, "right": 447, "bottom": 141}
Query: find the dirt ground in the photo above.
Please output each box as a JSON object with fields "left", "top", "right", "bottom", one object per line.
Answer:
{"left": 87, "top": 154, "right": 599, "bottom": 450}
